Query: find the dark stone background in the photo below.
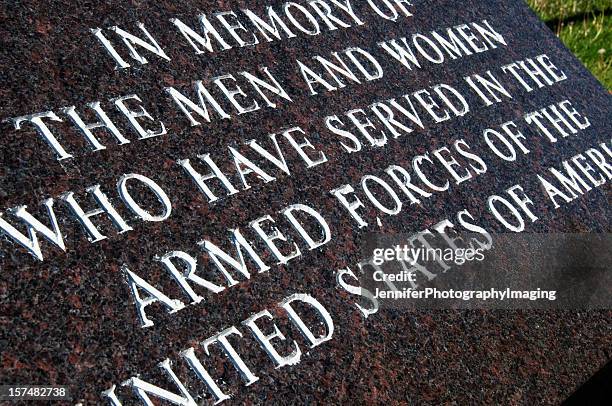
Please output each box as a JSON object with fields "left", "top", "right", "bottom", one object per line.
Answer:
{"left": 0, "top": 0, "right": 610, "bottom": 404}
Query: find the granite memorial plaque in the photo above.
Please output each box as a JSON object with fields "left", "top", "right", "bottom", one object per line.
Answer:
{"left": 0, "top": 0, "right": 610, "bottom": 404}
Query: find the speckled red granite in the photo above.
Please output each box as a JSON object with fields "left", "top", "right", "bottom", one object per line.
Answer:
{"left": 0, "top": 0, "right": 610, "bottom": 405}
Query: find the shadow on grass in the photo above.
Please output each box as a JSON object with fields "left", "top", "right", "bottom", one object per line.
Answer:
{"left": 544, "top": 7, "right": 611, "bottom": 29}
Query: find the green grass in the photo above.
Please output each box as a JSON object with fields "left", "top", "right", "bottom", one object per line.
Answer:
{"left": 527, "top": 0, "right": 611, "bottom": 89}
